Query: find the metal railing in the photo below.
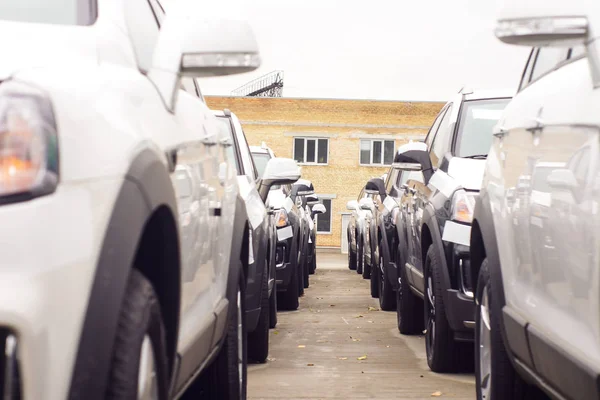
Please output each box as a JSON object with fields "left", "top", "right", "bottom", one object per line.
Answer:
{"left": 231, "top": 70, "right": 284, "bottom": 97}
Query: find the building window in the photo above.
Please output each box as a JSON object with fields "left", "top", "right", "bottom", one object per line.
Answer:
{"left": 360, "top": 139, "right": 395, "bottom": 165}
{"left": 294, "top": 137, "right": 328, "bottom": 164}
{"left": 316, "top": 199, "right": 332, "bottom": 233}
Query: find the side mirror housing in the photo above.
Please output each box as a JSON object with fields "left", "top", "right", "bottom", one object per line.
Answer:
{"left": 346, "top": 200, "right": 358, "bottom": 211}
{"left": 365, "top": 178, "right": 386, "bottom": 199}
{"left": 258, "top": 158, "right": 301, "bottom": 202}
{"left": 150, "top": 4, "right": 261, "bottom": 111}
{"left": 546, "top": 169, "right": 578, "bottom": 190}
{"left": 312, "top": 204, "right": 326, "bottom": 215}
{"left": 292, "top": 179, "right": 315, "bottom": 197}
{"left": 494, "top": 2, "right": 588, "bottom": 47}
{"left": 306, "top": 194, "right": 319, "bottom": 206}
{"left": 394, "top": 141, "right": 432, "bottom": 183}
{"left": 359, "top": 198, "right": 375, "bottom": 212}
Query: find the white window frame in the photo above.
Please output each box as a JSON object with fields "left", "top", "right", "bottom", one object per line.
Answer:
{"left": 293, "top": 137, "right": 329, "bottom": 165}
{"left": 359, "top": 139, "right": 395, "bottom": 166}
{"left": 315, "top": 194, "right": 335, "bottom": 235}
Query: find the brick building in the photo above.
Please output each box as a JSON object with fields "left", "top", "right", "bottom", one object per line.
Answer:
{"left": 206, "top": 96, "right": 443, "bottom": 250}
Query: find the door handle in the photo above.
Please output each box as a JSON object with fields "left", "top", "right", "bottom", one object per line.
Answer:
{"left": 201, "top": 134, "right": 218, "bottom": 146}
{"left": 493, "top": 127, "right": 508, "bottom": 138}
{"left": 526, "top": 117, "right": 544, "bottom": 133}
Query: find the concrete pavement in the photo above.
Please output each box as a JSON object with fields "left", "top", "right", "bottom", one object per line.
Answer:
{"left": 248, "top": 251, "right": 475, "bottom": 399}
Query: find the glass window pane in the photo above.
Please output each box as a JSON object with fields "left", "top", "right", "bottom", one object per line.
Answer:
{"left": 430, "top": 104, "right": 453, "bottom": 167}
{"left": 360, "top": 140, "right": 371, "bottom": 164}
{"left": 214, "top": 117, "right": 239, "bottom": 173}
{"left": 252, "top": 153, "right": 271, "bottom": 178}
{"left": 317, "top": 199, "right": 332, "bottom": 233}
{"left": 294, "top": 138, "right": 304, "bottom": 163}
{"left": 317, "top": 139, "right": 328, "bottom": 163}
{"left": 384, "top": 141, "right": 395, "bottom": 164}
{"left": 455, "top": 99, "right": 511, "bottom": 158}
{"left": 306, "top": 139, "right": 316, "bottom": 163}
{"left": 0, "top": 0, "right": 96, "bottom": 25}
{"left": 530, "top": 47, "right": 570, "bottom": 82}
{"left": 373, "top": 141, "right": 382, "bottom": 164}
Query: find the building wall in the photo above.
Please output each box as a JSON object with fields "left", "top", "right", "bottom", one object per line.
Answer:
{"left": 206, "top": 96, "right": 444, "bottom": 248}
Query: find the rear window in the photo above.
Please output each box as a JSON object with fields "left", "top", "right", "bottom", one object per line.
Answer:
{"left": 252, "top": 152, "right": 271, "bottom": 178}
{"left": 454, "top": 98, "right": 511, "bottom": 158}
{"left": 0, "top": 0, "right": 97, "bottom": 26}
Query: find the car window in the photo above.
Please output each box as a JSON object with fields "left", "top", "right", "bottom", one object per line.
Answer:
{"left": 573, "top": 147, "right": 591, "bottom": 187}
{"left": 125, "top": 0, "right": 161, "bottom": 74}
{"left": 0, "top": 0, "right": 97, "bottom": 25}
{"left": 385, "top": 169, "right": 399, "bottom": 193}
{"left": 252, "top": 152, "right": 271, "bottom": 178}
{"left": 454, "top": 98, "right": 510, "bottom": 158}
{"left": 181, "top": 78, "right": 199, "bottom": 96}
{"left": 429, "top": 104, "right": 453, "bottom": 167}
{"left": 518, "top": 48, "right": 536, "bottom": 92}
{"left": 214, "top": 117, "right": 241, "bottom": 174}
{"left": 424, "top": 107, "right": 448, "bottom": 148}
{"left": 529, "top": 47, "right": 570, "bottom": 83}
{"left": 569, "top": 45, "right": 586, "bottom": 60}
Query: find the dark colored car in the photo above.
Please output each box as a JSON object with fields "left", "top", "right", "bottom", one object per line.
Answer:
{"left": 291, "top": 179, "right": 316, "bottom": 290}
{"left": 214, "top": 110, "right": 300, "bottom": 362}
{"left": 305, "top": 194, "right": 323, "bottom": 275}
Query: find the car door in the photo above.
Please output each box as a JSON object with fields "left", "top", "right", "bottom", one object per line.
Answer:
{"left": 410, "top": 104, "right": 451, "bottom": 292}
{"left": 522, "top": 49, "right": 600, "bottom": 386}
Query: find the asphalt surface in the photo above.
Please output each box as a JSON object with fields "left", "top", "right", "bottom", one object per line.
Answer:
{"left": 248, "top": 251, "right": 475, "bottom": 399}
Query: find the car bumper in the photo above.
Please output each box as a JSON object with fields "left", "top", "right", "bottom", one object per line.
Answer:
{"left": 275, "top": 233, "right": 294, "bottom": 291}
{"left": 0, "top": 178, "right": 122, "bottom": 400}
{"left": 443, "top": 241, "right": 475, "bottom": 336}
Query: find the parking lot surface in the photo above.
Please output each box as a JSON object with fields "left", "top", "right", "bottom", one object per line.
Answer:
{"left": 248, "top": 251, "right": 475, "bottom": 399}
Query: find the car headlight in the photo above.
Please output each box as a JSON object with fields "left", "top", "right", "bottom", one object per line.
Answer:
{"left": 451, "top": 190, "right": 477, "bottom": 224}
{"left": 275, "top": 208, "right": 289, "bottom": 228}
{"left": 0, "top": 81, "right": 58, "bottom": 203}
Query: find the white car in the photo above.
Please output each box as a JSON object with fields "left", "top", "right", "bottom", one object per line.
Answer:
{"left": 470, "top": 2, "right": 600, "bottom": 399}
{"left": 0, "top": 0, "right": 290, "bottom": 399}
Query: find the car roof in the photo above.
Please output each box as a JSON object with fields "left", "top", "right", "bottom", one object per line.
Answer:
{"left": 462, "top": 88, "right": 515, "bottom": 102}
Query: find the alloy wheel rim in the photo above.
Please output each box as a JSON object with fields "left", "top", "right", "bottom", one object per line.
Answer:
{"left": 479, "top": 287, "right": 492, "bottom": 399}
{"left": 237, "top": 289, "right": 243, "bottom": 396}
{"left": 137, "top": 335, "right": 159, "bottom": 400}
{"left": 426, "top": 275, "right": 435, "bottom": 354}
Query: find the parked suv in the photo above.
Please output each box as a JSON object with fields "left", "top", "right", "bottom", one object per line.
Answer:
{"left": 0, "top": 0, "right": 270, "bottom": 398}
{"left": 213, "top": 110, "right": 300, "bottom": 363}
{"left": 346, "top": 189, "right": 375, "bottom": 273}
{"left": 470, "top": 5, "right": 598, "bottom": 399}
{"left": 305, "top": 194, "right": 325, "bottom": 274}
{"left": 394, "top": 88, "right": 511, "bottom": 372}
{"left": 291, "top": 179, "right": 316, "bottom": 290}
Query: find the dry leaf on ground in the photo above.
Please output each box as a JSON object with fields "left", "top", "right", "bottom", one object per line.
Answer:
{"left": 307, "top": 363, "right": 315, "bottom": 367}
{"left": 368, "top": 306, "right": 380, "bottom": 311}
{"left": 357, "top": 355, "right": 367, "bottom": 360}
{"left": 273, "top": 331, "right": 279, "bottom": 335}
{"left": 352, "top": 338, "right": 361, "bottom": 342}
{"left": 431, "top": 391, "right": 442, "bottom": 397}
{"left": 338, "top": 357, "right": 348, "bottom": 360}
{"left": 355, "top": 314, "right": 364, "bottom": 318}
{"left": 298, "top": 345, "right": 306, "bottom": 348}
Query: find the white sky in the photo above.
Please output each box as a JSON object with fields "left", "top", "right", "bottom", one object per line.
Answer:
{"left": 184, "top": 0, "right": 532, "bottom": 101}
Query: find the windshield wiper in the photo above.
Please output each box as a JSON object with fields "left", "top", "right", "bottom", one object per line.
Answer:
{"left": 463, "top": 154, "right": 488, "bottom": 159}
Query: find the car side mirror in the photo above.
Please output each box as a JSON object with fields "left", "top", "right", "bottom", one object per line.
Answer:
{"left": 394, "top": 141, "right": 432, "bottom": 184}
{"left": 495, "top": 12, "right": 588, "bottom": 47}
{"left": 258, "top": 158, "right": 301, "bottom": 202}
{"left": 359, "top": 198, "right": 375, "bottom": 212}
{"left": 306, "top": 194, "right": 319, "bottom": 206}
{"left": 292, "top": 179, "right": 315, "bottom": 197}
{"left": 365, "top": 177, "right": 386, "bottom": 199}
{"left": 346, "top": 200, "right": 358, "bottom": 211}
{"left": 546, "top": 169, "right": 578, "bottom": 190}
{"left": 150, "top": 4, "right": 261, "bottom": 111}
{"left": 312, "top": 204, "right": 326, "bottom": 215}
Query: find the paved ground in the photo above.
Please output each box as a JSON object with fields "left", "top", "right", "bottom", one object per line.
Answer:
{"left": 248, "top": 251, "right": 475, "bottom": 399}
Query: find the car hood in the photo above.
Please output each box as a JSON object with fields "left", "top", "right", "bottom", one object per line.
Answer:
{"left": 447, "top": 157, "right": 486, "bottom": 191}
{"left": 0, "top": 21, "right": 97, "bottom": 80}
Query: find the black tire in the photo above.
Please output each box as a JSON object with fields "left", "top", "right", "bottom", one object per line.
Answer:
{"left": 396, "top": 245, "right": 424, "bottom": 334}
{"left": 199, "top": 269, "right": 247, "bottom": 400}
{"left": 309, "top": 250, "right": 316, "bottom": 275}
{"left": 269, "top": 285, "right": 277, "bottom": 329}
{"left": 357, "top": 238, "right": 364, "bottom": 275}
{"left": 424, "top": 244, "right": 470, "bottom": 372}
{"left": 362, "top": 247, "right": 371, "bottom": 280}
{"left": 475, "top": 258, "right": 532, "bottom": 400}
{"left": 378, "top": 240, "right": 396, "bottom": 311}
{"left": 348, "top": 232, "right": 357, "bottom": 270}
{"left": 303, "top": 251, "right": 310, "bottom": 289}
{"left": 370, "top": 261, "right": 379, "bottom": 298}
{"left": 248, "top": 269, "right": 269, "bottom": 363}
{"left": 279, "top": 250, "right": 300, "bottom": 311}
{"left": 106, "top": 269, "right": 169, "bottom": 400}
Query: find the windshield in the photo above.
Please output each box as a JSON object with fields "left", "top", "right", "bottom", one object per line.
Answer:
{"left": 252, "top": 152, "right": 271, "bottom": 178}
{"left": 215, "top": 117, "right": 240, "bottom": 174}
{"left": 0, "top": 0, "right": 97, "bottom": 25}
{"left": 455, "top": 98, "right": 510, "bottom": 158}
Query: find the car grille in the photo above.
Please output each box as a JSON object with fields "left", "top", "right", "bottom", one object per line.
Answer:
{"left": 0, "top": 329, "right": 21, "bottom": 400}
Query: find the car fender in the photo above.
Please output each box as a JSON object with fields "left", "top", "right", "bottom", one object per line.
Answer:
{"left": 69, "top": 148, "right": 180, "bottom": 400}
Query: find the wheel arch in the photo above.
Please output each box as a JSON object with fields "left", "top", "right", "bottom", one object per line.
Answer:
{"left": 69, "top": 148, "right": 181, "bottom": 400}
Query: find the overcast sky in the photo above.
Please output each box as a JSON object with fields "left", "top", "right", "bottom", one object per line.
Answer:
{"left": 187, "top": 0, "right": 531, "bottom": 101}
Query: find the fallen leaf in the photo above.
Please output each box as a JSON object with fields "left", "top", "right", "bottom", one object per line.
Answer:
{"left": 357, "top": 355, "right": 367, "bottom": 360}
{"left": 273, "top": 331, "right": 279, "bottom": 335}
{"left": 368, "top": 306, "right": 380, "bottom": 311}
{"left": 368, "top": 320, "right": 374, "bottom": 323}
{"left": 352, "top": 338, "right": 361, "bottom": 342}
{"left": 386, "top": 345, "right": 390, "bottom": 348}
{"left": 298, "top": 345, "right": 306, "bottom": 348}
{"left": 316, "top": 340, "right": 328, "bottom": 343}
{"left": 329, "top": 304, "right": 336, "bottom": 307}
{"left": 307, "top": 363, "right": 315, "bottom": 367}
{"left": 431, "top": 391, "right": 442, "bottom": 397}
{"left": 267, "top": 357, "right": 276, "bottom": 362}
{"left": 354, "top": 314, "right": 364, "bottom": 318}
{"left": 338, "top": 357, "right": 348, "bottom": 360}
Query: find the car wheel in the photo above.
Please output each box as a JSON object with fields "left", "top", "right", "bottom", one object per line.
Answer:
{"left": 348, "top": 233, "right": 357, "bottom": 270}
{"left": 106, "top": 269, "right": 169, "bottom": 400}
{"left": 303, "top": 252, "right": 310, "bottom": 289}
{"left": 370, "top": 260, "right": 379, "bottom": 298}
{"left": 357, "top": 238, "right": 364, "bottom": 275}
{"left": 269, "top": 285, "right": 277, "bottom": 329}
{"left": 475, "top": 258, "right": 531, "bottom": 400}
{"left": 361, "top": 246, "right": 371, "bottom": 280}
{"left": 279, "top": 239, "right": 300, "bottom": 311}
{"left": 297, "top": 239, "right": 305, "bottom": 296}
{"left": 396, "top": 245, "right": 424, "bottom": 334}
{"left": 309, "top": 252, "right": 316, "bottom": 275}
{"left": 378, "top": 239, "right": 396, "bottom": 311}
{"left": 423, "top": 244, "right": 470, "bottom": 372}
{"left": 248, "top": 269, "right": 269, "bottom": 363}
{"left": 200, "top": 269, "right": 247, "bottom": 400}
